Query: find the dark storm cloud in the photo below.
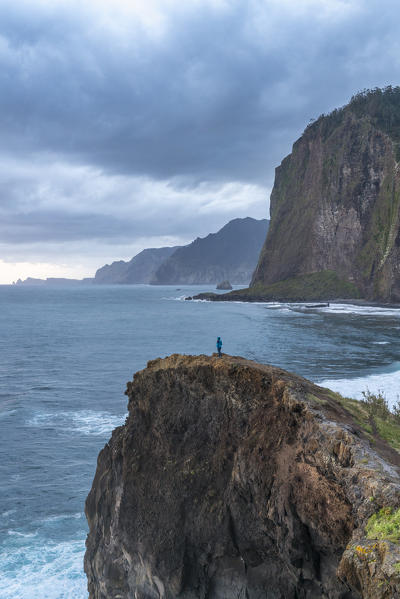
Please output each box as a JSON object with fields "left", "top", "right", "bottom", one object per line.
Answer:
{"left": 0, "top": 210, "right": 131, "bottom": 243}
{"left": 1, "top": 0, "right": 399, "bottom": 187}
{"left": 2, "top": 0, "right": 400, "bottom": 280}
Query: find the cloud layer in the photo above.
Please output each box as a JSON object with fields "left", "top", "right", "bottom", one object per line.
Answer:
{"left": 1, "top": 0, "right": 400, "bottom": 281}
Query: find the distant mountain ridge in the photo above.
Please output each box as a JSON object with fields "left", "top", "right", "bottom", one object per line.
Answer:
{"left": 151, "top": 217, "right": 269, "bottom": 285}
{"left": 15, "top": 217, "right": 269, "bottom": 287}
{"left": 94, "top": 246, "right": 180, "bottom": 284}
{"left": 15, "top": 277, "right": 93, "bottom": 286}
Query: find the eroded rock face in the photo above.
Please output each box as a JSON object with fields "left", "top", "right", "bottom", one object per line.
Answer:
{"left": 252, "top": 88, "right": 400, "bottom": 301}
{"left": 85, "top": 355, "right": 400, "bottom": 598}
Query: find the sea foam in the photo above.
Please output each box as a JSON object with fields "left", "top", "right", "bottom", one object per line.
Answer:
{"left": 319, "top": 367, "right": 400, "bottom": 408}
{"left": 27, "top": 409, "right": 124, "bottom": 436}
{"left": 0, "top": 538, "right": 87, "bottom": 599}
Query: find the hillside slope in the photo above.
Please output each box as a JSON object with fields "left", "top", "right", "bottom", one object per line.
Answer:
{"left": 151, "top": 217, "right": 269, "bottom": 285}
{"left": 94, "top": 246, "right": 179, "bottom": 284}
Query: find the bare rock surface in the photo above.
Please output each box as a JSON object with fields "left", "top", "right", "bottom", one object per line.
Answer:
{"left": 85, "top": 354, "right": 400, "bottom": 598}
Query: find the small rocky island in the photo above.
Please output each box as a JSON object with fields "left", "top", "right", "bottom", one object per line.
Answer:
{"left": 85, "top": 354, "right": 400, "bottom": 598}
{"left": 216, "top": 280, "right": 232, "bottom": 290}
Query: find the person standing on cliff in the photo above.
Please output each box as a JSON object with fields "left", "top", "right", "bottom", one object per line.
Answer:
{"left": 216, "top": 336, "right": 222, "bottom": 357}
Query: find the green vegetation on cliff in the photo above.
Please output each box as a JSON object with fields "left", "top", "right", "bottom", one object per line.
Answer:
{"left": 307, "top": 86, "right": 400, "bottom": 159}
{"left": 329, "top": 390, "right": 400, "bottom": 453}
{"left": 366, "top": 507, "right": 400, "bottom": 543}
{"left": 240, "top": 271, "right": 360, "bottom": 301}
{"left": 195, "top": 270, "right": 360, "bottom": 302}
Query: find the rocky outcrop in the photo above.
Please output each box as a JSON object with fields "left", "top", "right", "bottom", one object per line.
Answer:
{"left": 216, "top": 280, "right": 232, "bottom": 290}
{"left": 150, "top": 218, "right": 269, "bottom": 285}
{"left": 250, "top": 87, "right": 400, "bottom": 302}
{"left": 85, "top": 354, "right": 400, "bottom": 598}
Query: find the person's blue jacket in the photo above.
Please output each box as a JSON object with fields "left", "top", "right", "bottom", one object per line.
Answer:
{"left": 216, "top": 337, "right": 222, "bottom": 350}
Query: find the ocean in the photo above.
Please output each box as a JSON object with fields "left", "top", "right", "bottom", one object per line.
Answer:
{"left": 1, "top": 284, "right": 399, "bottom": 599}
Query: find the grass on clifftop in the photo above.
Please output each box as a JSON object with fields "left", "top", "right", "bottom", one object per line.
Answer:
{"left": 305, "top": 86, "right": 400, "bottom": 159}
{"left": 366, "top": 507, "right": 400, "bottom": 543}
{"left": 232, "top": 271, "right": 360, "bottom": 302}
{"left": 326, "top": 389, "right": 400, "bottom": 453}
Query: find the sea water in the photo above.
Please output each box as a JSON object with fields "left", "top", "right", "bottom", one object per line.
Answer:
{"left": 1, "top": 284, "right": 400, "bottom": 599}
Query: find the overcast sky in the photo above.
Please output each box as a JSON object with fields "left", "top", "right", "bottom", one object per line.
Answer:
{"left": 1, "top": 0, "right": 400, "bottom": 283}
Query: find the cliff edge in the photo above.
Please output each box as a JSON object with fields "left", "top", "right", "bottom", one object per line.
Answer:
{"left": 85, "top": 354, "right": 400, "bottom": 598}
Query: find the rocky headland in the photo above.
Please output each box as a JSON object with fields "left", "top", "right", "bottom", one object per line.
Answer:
{"left": 85, "top": 354, "right": 400, "bottom": 598}
{"left": 93, "top": 217, "right": 268, "bottom": 286}
{"left": 196, "top": 87, "right": 400, "bottom": 303}
{"left": 151, "top": 218, "right": 269, "bottom": 286}
{"left": 94, "top": 247, "right": 180, "bottom": 285}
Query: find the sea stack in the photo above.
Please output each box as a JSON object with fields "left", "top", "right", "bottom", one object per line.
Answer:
{"left": 85, "top": 354, "right": 400, "bottom": 598}
{"left": 216, "top": 280, "right": 232, "bottom": 290}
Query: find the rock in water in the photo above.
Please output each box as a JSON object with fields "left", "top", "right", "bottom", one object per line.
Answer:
{"left": 85, "top": 354, "right": 400, "bottom": 598}
{"left": 216, "top": 280, "right": 232, "bottom": 290}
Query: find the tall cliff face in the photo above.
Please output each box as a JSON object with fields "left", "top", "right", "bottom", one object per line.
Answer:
{"left": 85, "top": 354, "right": 400, "bottom": 599}
{"left": 252, "top": 87, "right": 400, "bottom": 302}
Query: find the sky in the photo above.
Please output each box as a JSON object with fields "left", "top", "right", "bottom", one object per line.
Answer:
{"left": 1, "top": 0, "right": 400, "bottom": 283}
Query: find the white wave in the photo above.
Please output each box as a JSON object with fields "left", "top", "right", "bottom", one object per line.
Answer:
{"left": 319, "top": 368, "right": 400, "bottom": 408}
{"left": 1, "top": 509, "right": 16, "bottom": 517}
{"left": 372, "top": 341, "right": 389, "bottom": 345}
{"left": 7, "top": 530, "right": 38, "bottom": 538}
{"left": 27, "top": 410, "right": 124, "bottom": 436}
{"left": 0, "top": 539, "right": 87, "bottom": 599}
{"left": 0, "top": 409, "right": 16, "bottom": 419}
{"left": 185, "top": 299, "right": 400, "bottom": 315}
{"left": 70, "top": 410, "right": 124, "bottom": 435}
{"left": 34, "top": 512, "right": 84, "bottom": 525}
{"left": 165, "top": 295, "right": 188, "bottom": 301}
{"left": 316, "top": 303, "right": 400, "bottom": 317}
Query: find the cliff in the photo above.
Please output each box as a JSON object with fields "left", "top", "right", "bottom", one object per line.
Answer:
{"left": 94, "top": 247, "right": 180, "bottom": 284}
{"left": 201, "top": 87, "right": 400, "bottom": 303}
{"left": 85, "top": 354, "right": 400, "bottom": 598}
{"left": 150, "top": 218, "right": 269, "bottom": 285}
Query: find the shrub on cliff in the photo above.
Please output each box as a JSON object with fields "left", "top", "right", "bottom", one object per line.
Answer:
{"left": 362, "top": 389, "right": 391, "bottom": 420}
{"left": 366, "top": 507, "right": 400, "bottom": 543}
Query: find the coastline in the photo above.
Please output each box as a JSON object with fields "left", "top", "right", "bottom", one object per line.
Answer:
{"left": 189, "top": 292, "right": 400, "bottom": 310}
